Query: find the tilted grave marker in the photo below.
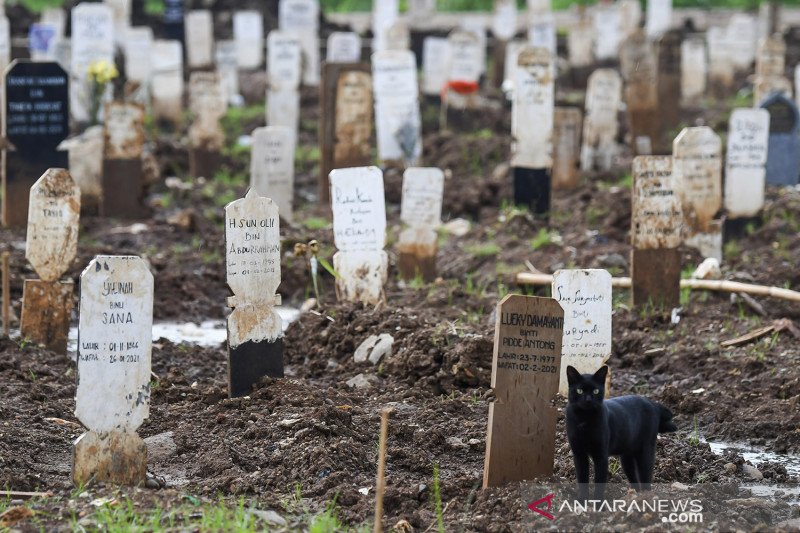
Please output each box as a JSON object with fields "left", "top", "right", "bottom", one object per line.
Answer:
{"left": 234, "top": 11, "right": 264, "bottom": 70}
{"left": 397, "top": 167, "right": 444, "bottom": 282}
{"left": 483, "top": 295, "right": 563, "bottom": 488}
{"left": 552, "top": 269, "right": 612, "bottom": 397}
{"left": 3, "top": 61, "right": 69, "bottom": 228}
{"left": 327, "top": 32, "right": 362, "bottom": 64}
{"left": 319, "top": 64, "right": 372, "bottom": 203}
{"left": 188, "top": 72, "right": 226, "bottom": 179}
{"left": 761, "top": 94, "right": 800, "bottom": 186}
{"left": 20, "top": 169, "right": 80, "bottom": 354}
{"left": 102, "top": 102, "right": 146, "bottom": 218}
{"left": 511, "top": 47, "right": 554, "bottom": 215}
{"left": 372, "top": 50, "right": 422, "bottom": 166}
{"left": 185, "top": 10, "right": 214, "bottom": 70}
{"left": 225, "top": 189, "right": 284, "bottom": 398}
{"left": 580, "top": 69, "right": 621, "bottom": 172}
{"left": 621, "top": 31, "right": 658, "bottom": 156}
{"left": 552, "top": 107, "right": 582, "bottom": 190}
{"left": 278, "top": 0, "right": 320, "bottom": 86}
{"left": 330, "top": 167, "right": 388, "bottom": 305}
{"left": 250, "top": 127, "right": 296, "bottom": 223}
{"left": 724, "top": 109, "right": 770, "bottom": 220}
{"left": 630, "top": 156, "right": 682, "bottom": 308}
{"left": 74, "top": 255, "right": 153, "bottom": 486}
{"left": 70, "top": 3, "right": 114, "bottom": 124}
{"left": 267, "top": 31, "right": 302, "bottom": 144}
{"left": 151, "top": 40, "right": 184, "bottom": 127}
{"left": 681, "top": 37, "right": 706, "bottom": 104}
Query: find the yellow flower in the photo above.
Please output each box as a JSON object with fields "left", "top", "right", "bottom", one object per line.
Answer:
{"left": 87, "top": 59, "right": 119, "bottom": 85}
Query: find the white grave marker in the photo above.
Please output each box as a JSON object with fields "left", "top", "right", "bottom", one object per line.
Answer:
{"left": 278, "top": 0, "right": 320, "bottom": 86}
{"left": 371, "top": 0, "right": 398, "bottom": 54}
{"left": 70, "top": 3, "right": 115, "bottom": 123}
{"left": 327, "top": 32, "right": 362, "bottom": 63}
{"left": 372, "top": 50, "right": 422, "bottom": 164}
{"left": 681, "top": 37, "right": 706, "bottom": 102}
{"left": 151, "top": 40, "right": 184, "bottom": 125}
{"left": 581, "top": 69, "right": 621, "bottom": 172}
{"left": 528, "top": 12, "right": 556, "bottom": 55}
{"left": 267, "top": 31, "right": 302, "bottom": 142}
{"left": 250, "top": 127, "right": 296, "bottom": 222}
{"left": 398, "top": 167, "right": 444, "bottom": 281}
{"left": 724, "top": 109, "right": 770, "bottom": 218}
{"left": 492, "top": 0, "right": 518, "bottom": 42}
{"left": 234, "top": 10, "right": 264, "bottom": 69}
{"left": 216, "top": 40, "right": 241, "bottom": 106}
{"left": 423, "top": 37, "right": 451, "bottom": 96}
{"left": 124, "top": 27, "right": 153, "bottom": 85}
{"left": 593, "top": 4, "right": 622, "bottom": 61}
{"left": 645, "top": 0, "right": 672, "bottom": 39}
{"left": 185, "top": 10, "right": 214, "bottom": 69}
{"left": 447, "top": 30, "right": 482, "bottom": 84}
{"left": 512, "top": 47, "right": 554, "bottom": 169}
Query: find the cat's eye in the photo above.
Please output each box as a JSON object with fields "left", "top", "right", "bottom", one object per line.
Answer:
{"left": 593, "top": 389, "right": 600, "bottom": 395}
{"left": 576, "top": 388, "right": 583, "bottom": 394}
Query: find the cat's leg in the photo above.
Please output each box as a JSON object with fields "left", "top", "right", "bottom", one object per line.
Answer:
{"left": 620, "top": 454, "right": 641, "bottom": 492}
{"left": 591, "top": 451, "right": 609, "bottom": 501}
{"left": 573, "top": 452, "right": 590, "bottom": 501}
{"left": 636, "top": 439, "right": 657, "bottom": 492}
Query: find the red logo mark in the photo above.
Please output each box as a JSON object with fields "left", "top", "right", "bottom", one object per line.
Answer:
{"left": 528, "top": 493, "right": 556, "bottom": 520}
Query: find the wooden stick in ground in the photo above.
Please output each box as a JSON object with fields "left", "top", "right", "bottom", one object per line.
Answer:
{"left": 515, "top": 272, "right": 800, "bottom": 303}
{"left": 2, "top": 251, "right": 9, "bottom": 337}
{"left": 374, "top": 408, "right": 391, "bottom": 533}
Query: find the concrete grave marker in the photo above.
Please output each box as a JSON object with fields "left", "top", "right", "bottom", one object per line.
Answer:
{"left": 267, "top": 31, "right": 302, "bottom": 143}
{"left": 580, "top": 69, "right": 621, "bottom": 172}
{"left": 619, "top": 0, "right": 642, "bottom": 37}
{"left": 444, "top": 30, "right": 482, "bottom": 113}
{"left": 278, "top": 0, "right": 320, "bottom": 86}
{"left": 62, "top": 126, "right": 103, "bottom": 215}
{"left": 492, "top": 0, "right": 518, "bottom": 43}
{"left": 250, "top": 127, "right": 296, "bottom": 222}
{"left": 372, "top": 50, "right": 422, "bottom": 165}
{"left": 761, "top": 93, "right": 800, "bottom": 186}
{"left": 621, "top": 31, "right": 658, "bottom": 155}
{"left": 151, "top": 40, "right": 184, "bottom": 127}
{"left": 225, "top": 189, "right": 284, "bottom": 397}
{"left": 397, "top": 167, "right": 444, "bottom": 282}
{"left": 483, "top": 294, "right": 563, "bottom": 487}
{"left": 631, "top": 156, "right": 682, "bottom": 308}
{"left": 707, "top": 27, "right": 734, "bottom": 96}
{"left": 422, "top": 37, "right": 450, "bottom": 97}
{"left": 20, "top": 169, "right": 79, "bottom": 353}
{"left": 728, "top": 14, "right": 757, "bottom": 71}
{"left": 371, "top": 0, "right": 398, "bottom": 54}
{"left": 327, "top": 32, "right": 361, "bottom": 63}
{"left": 460, "top": 17, "right": 487, "bottom": 76}
{"left": 188, "top": 72, "right": 226, "bottom": 179}
{"left": 673, "top": 127, "right": 722, "bottom": 259}
{"left": 567, "top": 15, "right": 593, "bottom": 69}
{"left": 502, "top": 40, "right": 526, "bottom": 92}
{"left": 330, "top": 167, "right": 388, "bottom": 305}
{"left": 385, "top": 21, "right": 410, "bottom": 52}
{"left": 184, "top": 10, "right": 213, "bottom": 69}
{"left": 216, "top": 40, "right": 240, "bottom": 106}
{"left": 552, "top": 107, "right": 582, "bottom": 190}
{"left": 528, "top": 13, "right": 556, "bottom": 56}
{"left": 124, "top": 27, "right": 153, "bottom": 86}
{"left": 756, "top": 34, "right": 785, "bottom": 78}
{"left": 681, "top": 37, "right": 706, "bottom": 104}
{"left": 724, "top": 109, "right": 770, "bottom": 219}
{"left": 511, "top": 47, "right": 554, "bottom": 215}
{"left": 105, "top": 0, "right": 130, "bottom": 44}
{"left": 319, "top": 65, "right": 372, "bottom": 203}
{"left": 234, "top": 11, "right": 264, "bottom": 69}
{"left": 74, "top": 255, "right": 153, "bottom": 486}
{"left": 3, "top": 61, "right": 70, "bottom": 228}
{"left": 645, "top": 0, "right": 672, "bottom": 39}
{"left": 593, "top": 4, "right": 622, "bottom": 61}
{"left": 70, "top": 3, "right": 115, "bottom": 124}
{"left": 102, "top": 102, "right": 146, "bottom": 218}
{"left": 552, "top": 269, "right": 612, "bottom": 397}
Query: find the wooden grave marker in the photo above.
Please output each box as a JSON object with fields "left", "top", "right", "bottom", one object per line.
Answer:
{"left": 20, "top": 169, "right": 80, "bottom": 353}
{"left": 184, "top": 10, "right": 213, "bottom": 70}
{"left": 511, "top": 47, "right": 554, "bottom": 215}
{"left": 151, "top": 40, "right": 184, "bottom": 127}
{"left": 593, "top": 3, "right": 622, "bottom": 62}
{"left": 761, "top": 93, "right": 800, "bottom": 186}
{"left": 580, "top": 69, "right": 621, "bottom": 172}
{"left": 631, "top": 156, "right": 682, "bottom": 308}
{"left": 225, "top": 189, "right": 284, "bottom": 398}
{"left": 397, "top": 167, "right": 444, "bottom": 282}
{"left": 728, "top": 13, "right": 757, "bottom": 71}
{"left": 707, "top": 27, "right": 734, "bottom": 97}
{"left": 372, "top": 50, "right": 422, "bottom": 166}
{"left": 70, "top": 3, "right": 114, "bottom": 124}
{"left": 216, "top": 40, "right": 240, "bottom": 106}
{"left": 267, "top": 31, "right": 302, "bottom": 143}
{"left": 552, "top": 107, "right": 582, "bottom": 190}
{"left": 483, "top": 295, "right": 564, "bottom": 488}
{"left": 656, "top": 30, "right": 683, "bottom": 149}
{"left": 621, "top": 31, "right": 659, "bottom": 156}
{"left": 3, "top": 61, "right": 69, "bottom": 228}
{"left": 724, "top": 109, "right": 770, "bottom": 222}
{"left": 74, "top": 255, "right": 154, "bottom": 486}
{"left": 124, "top": 27, "right": 154, "bottom": 87}
{"left": 681, "top": 37, "right": 706, "bottom": 104}
{"left": 422, "top": 37, "right": 450, "bottom": 97}
{"left": 327, "top": 32, "right": 362, "bottom": 64}
{"left": 371, "top": 0, "right": 398, "bottom": 54}
{"left": 552, "top": 269, "right": 612, "bottom": 396}
{"left": 319, "top": 63, "right": 372, "bottom": 203}
{"left": 330, "top": 167, "right": 388, "bottom": 305}
{"left": 645, "top": 0, "right": 672, "bottom": 39}
{"left": 250, "top": 127, "right": 296, "bottom": 223}
{"left": 188, "top": 71, "right": 226, "bottom": 179}
{"left": 234, "top": 10, "right": 264, "bottom": 70}
{"left": 278, "top": 0, "right": 320, "bottom": 86}
{"left": 102, "top": 102, "right": 146, "bottom": 218}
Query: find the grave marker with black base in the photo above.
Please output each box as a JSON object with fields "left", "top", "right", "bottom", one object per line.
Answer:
{"left": 580, "top": 69, "right": 621, "bottom": 172}
{"left": 3, "top": 60, "right": 69, "bottom": 228}
{"left": 188, "top": 72, "right": 226, "bottom": 179}
{"left": 74, "top": 255, "right": 153, "bottom": 486}
{"left": 102, "top": 102, "right": 146, "bottom": 218}
{"left": 20, "top": 169, "right": 79, "bottom": 354}
{"left": 225, "top": 189, "right": 284, "bottom": 398}
{"left": 397, "top": 167, "right": 444, "bottom": 282}
{"left": 267, "top": 31, "right": 301, "bottom": 144}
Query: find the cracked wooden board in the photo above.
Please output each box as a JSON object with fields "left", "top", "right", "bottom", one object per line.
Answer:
{"left": 20, "top": 280, "right": 73, "bottom": 354}
{"left": 73, "top": 430, "right": 146, "bottom": 486}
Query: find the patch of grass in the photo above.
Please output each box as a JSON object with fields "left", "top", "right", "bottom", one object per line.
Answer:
{"left": 529, "top": 228, "right": 559, "bottom": 251}
{"left": 585, "top": 205, "right": 609, "bottom": 226}
{"left": 303, "top": 217, "right": 330, "bottom": 231}
{"left": 723, "top": 239, "right": 741, "bottom": 258}
{"left": 688, "top": 416, "right": 700, "bottom": 446}
{"left": 432, "top": 464, "right": 445, "bottom": 533}
{"left": 465, "top": 242, "right": 500, "bottom": 258}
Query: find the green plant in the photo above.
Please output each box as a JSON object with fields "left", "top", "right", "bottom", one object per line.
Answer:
{"left": 303, "top": 217, "right": 330, "bottom": 231}
{"left": 688, "top": 416, "right": 700, "bottom": 446}
{"left": 432, "top": 464, "right": 445, "bottom": 533}
{"left": 309, "top": 495, "right": 343, "bottom": 533}
{"left": 144, "top": 0, "right": 165, "bottom": 16}
{"left": 465, "top": 242, "right": 500, "bottom": 258}
{"left": 529, "top": 228, "right": 559, "bottom": 251}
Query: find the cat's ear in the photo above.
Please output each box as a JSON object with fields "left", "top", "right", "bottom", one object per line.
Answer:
{"left": 593, "top": 365, "right": 609, "bottom": 383}
{"left": 566, "top": 366, "right": 581, "bottom": 385}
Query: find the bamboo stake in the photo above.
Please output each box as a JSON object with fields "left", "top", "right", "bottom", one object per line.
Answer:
{"left": 515, "top": 271, "right": 800, "bottom": 303}
{"left": 374, "top": 408, "right": 391, "bottom": 533}
{"left": 2, "top": 251, "right": 9, "bottom": 337}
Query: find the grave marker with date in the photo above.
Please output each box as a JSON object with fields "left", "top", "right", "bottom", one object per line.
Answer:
{"left": 724, "top": 109, "right": 770, "bottom": 220}
{"left": 372, "top": 50, "right": 422, "bottom": 166}
{"left": 397, "top": 167, "right": 444, "bottom": 282}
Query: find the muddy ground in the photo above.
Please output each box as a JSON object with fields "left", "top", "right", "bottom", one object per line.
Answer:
{"left": 2, "top": 38, "right": 800, "bottom": 533}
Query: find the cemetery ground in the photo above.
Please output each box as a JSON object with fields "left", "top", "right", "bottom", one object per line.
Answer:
{"left": 2, "top": 95, "right": 800, "bottom": 531}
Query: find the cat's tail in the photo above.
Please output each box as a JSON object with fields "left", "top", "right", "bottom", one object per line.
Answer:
{"left": 657, "top": 404, "right": 678, "bottom": 433}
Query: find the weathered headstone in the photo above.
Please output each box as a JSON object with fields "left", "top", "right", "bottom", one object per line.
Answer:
{"left": 250, "top": 127, "right": 296, "bottom": 222}
{"left": 372, "top": 50, "right": 422, "bottom": 165}
{"left": 511, "top": 47, "right": 554, "bottom": 214}
{"left": 681, "top": 37, "right": 706, "bottom": 104}
{"left": 552, "top": 269, "right": 611, "bottom": 396}
{"left": 319, "top": 64, "right": 372, "bottom": 203}
{"left": 62, "top": 126, "right": 103, "bottom": 214}
{"left": 754, "top": 34, "right": 787, "bottom": 105}
{"left": 630, "top": 156, "right": 682, "bottom": 308}
{"left": 151, "top": 40, "right": 184, "bottom": 127}
{"left": 102, "top": 102, "right": 146, "bottom": 218}
{"left": 707, "top": 27, "right": 734, "bottom": 96}
{"left": 188, "top": 72, "right": 226, "bottom": 179}
{"left": 483, "top": 294, "right": 563, "bottom": 488}
{"left": 528, "top": 12, "right": 556, "bottom": 56}
{"left": 397, "top": 167, "right": 444, "bottom": 282}
{"left": 645, "top": 0, "right": 672, "bottom": 39}
{"left": 184, "top": 10, "right": 214, "bottom": 70}
{"left": 619, "top": 0, "right": 642, "bottom": 38}
{"left": 580, "top": 69, "right": 621, "bottom": 172}
{"left": 20, "top": 169, "right": 80, "bottom": 354}
{"left": 385, "top": 21, "right": 410, "bottom": 52}
{"left": 327, "top": 32, "right": 362, "bottom": 63}
{"left": 567, "top": 13, "right": 593, "bottom": 70}
{"left": 225, "top": 189, "right": 284, "bottom": 398}
{"left": 74, "top": 255, "right": 154, "bottom": 486}
{"left": 330, "top": 167, "right": 388, "bottom": 305}
{"left": 552, "top": 107, "right": 582, "bottom": 190}
{"left": 278, "top": 0, "right": 320, "bottom": 86}
{"left": 761, "top": 93, "right": 800, "bottom": 186}
{"left": 724, "top": 109, "right": 770, "bottom": 219}
{"left": 3, "top": 61, "right": 69, "bottom": 228}
{"left": 620, "top": 31, "right": 658, "bottom": 156}
{"left": 727, "top": 14, "right": 757, "bottom": 71}
{"left": 216, "top": 40, "right": 240, "bottom": 106}
{"left": 267, "top": 31, "right": 302, "bottom": 143}
{"left": 593, "top": 3, "right": 622, "bottom": 61}
{"left": 234, "top": 11, "right": 264, "bottom": 69}
{"left": 422, "top": 37, "right": 450, "bottom": 97}
{"left": 70, "top": 3, "right": 115, "bottom": 124}
{"left": 124, "top": 27, "right": 154, "bottom": 86}
{"left": 673, "top": 127, "right": 722, "bottom": 260}
{"left": 657, "top": 30, "right": 682, "bottom": 151}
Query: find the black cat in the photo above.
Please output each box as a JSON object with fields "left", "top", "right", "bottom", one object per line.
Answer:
{"left": 565, "top": 365, "right": 677, "bottom": 501}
